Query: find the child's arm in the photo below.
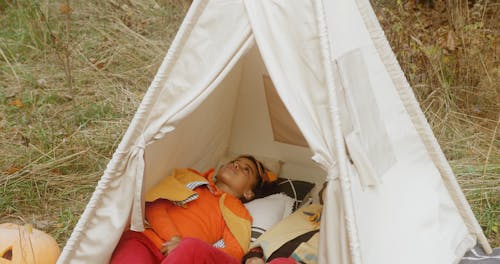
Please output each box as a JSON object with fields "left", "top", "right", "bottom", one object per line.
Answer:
{"left": 146, "top": 199, "right": 181, "bottom": 241}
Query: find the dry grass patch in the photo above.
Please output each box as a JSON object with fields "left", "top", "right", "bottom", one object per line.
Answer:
{"left": 1, "top": 0, "right": 189, "bottom": 245}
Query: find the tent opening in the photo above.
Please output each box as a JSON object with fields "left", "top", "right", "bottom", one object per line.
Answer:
{"left": 143, "top": 45, "right": 326, "bottom": 201}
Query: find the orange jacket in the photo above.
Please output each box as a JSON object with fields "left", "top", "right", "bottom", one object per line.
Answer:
{"left": 143, "top": 168, "right": 252, "bottom": 261}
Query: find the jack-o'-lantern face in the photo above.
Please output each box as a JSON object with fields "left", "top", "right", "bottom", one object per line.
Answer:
{"left": 0, "top": 223, "right": 60, "bottom": 264}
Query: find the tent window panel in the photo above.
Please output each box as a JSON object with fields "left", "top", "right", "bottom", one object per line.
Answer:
{"left": 335, "top": 49, "right": 396, "bottom": 182}
{"left": 263, "top": 75, "right": 308, "bottom": 147}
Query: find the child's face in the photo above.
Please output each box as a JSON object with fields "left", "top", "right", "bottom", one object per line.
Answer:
{"left": 217, "top": 157, "right": 259, "bottom": 199}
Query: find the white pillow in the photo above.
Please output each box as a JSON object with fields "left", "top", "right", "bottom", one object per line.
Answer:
{"left": 244, "top": 193, "right": 295, "bottom": 242}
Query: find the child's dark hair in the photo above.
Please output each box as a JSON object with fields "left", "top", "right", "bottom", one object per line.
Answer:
{"left": 237, "top": 154, "right": 279, "bottom": 203}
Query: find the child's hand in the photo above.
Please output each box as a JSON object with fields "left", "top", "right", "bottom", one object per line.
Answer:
{"left": 161, "top": 236, "right": 181, "bottom": 255}
{"left": 245, "top": 257, "right": 265, "bottom": 264}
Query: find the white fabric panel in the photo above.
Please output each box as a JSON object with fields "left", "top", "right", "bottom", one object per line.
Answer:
{"left": 144, "top": 62, "right": 244, "bottom": 192}
{"left": 336, "top": 50, "right": 396, "bottom": 182}
{"left": 351, "top": 0, "right": 490, "bottom": 255}
{"left": 242, "top": 0, "right": 361, "bottom": 263}
{"left": 228, "top": 47, "right": 324, "bottom": 178}
{"left": 324, "top": 0, "right": 475, "bottom": 263}
{"left": 144, "top": 0, "right": 252, "bottom": 142}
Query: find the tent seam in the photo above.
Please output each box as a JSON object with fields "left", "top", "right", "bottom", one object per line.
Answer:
{"left": 315, "top": 0, "right": 363, "bottom": 263}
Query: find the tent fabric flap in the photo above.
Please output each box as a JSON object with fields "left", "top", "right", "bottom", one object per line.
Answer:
{"left": 333, "top": 49, "right": 396, "bottom": 187}
{"left": 243, "top": 0, "right": 362, "bottom": 263}
{"left": 323, "top": 0, "right": 482, "bottom": 262}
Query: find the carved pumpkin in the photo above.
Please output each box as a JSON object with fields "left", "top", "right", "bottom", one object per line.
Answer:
{"left": 0, "top": 223, "right": 60, "bottom": 264}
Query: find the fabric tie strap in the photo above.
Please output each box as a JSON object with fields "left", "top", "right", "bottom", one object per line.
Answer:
{"left": 130, "top": 136, "right": 146, "bottom": 232}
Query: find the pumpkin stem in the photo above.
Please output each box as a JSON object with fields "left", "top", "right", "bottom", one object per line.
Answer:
{"left": 24, "top": 224, "right": 33, "bottom": 234}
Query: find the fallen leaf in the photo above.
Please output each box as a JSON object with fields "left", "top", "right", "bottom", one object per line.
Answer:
{"left": 96, "top": 61, "right": 105, "bottom": 69}
{"left": 9, "top": 98, "right": 24, "bottom": 108}
{"left": 5, "top": 166, "right": 20, "bottom": 175}
{"left": 59, "top": 3, "right": 72, "bottom": 15}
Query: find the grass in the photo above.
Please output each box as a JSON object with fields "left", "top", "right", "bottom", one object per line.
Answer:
{"left": 0, "top": 0, "right": 498, "bottom": 251}
{"left": 0, "top": 0, "right": 190, "bottom": 245}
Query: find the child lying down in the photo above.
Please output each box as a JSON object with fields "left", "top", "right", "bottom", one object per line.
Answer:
{"left": 242, "top": 203, "right": 322, "bottom": 264}
{"left": 110, "top": 155, "right": 277, "bottom": 264}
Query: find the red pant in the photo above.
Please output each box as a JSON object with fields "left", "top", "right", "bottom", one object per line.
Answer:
{"left": 161, "top": 237, "right": 239, "bottom": 264}
{"left": 110, "top": 231, "right": 239, "bottom": 264}
{"left": 268, "top": 257, "right": 297, "bottom": 264}
{"left": 110, "top": 231, "right": 164, "bottom": 264}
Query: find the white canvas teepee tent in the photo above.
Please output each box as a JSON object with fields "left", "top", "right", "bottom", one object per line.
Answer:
{"left": 57, "top": 0, "right": 492, "bottom": 263}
